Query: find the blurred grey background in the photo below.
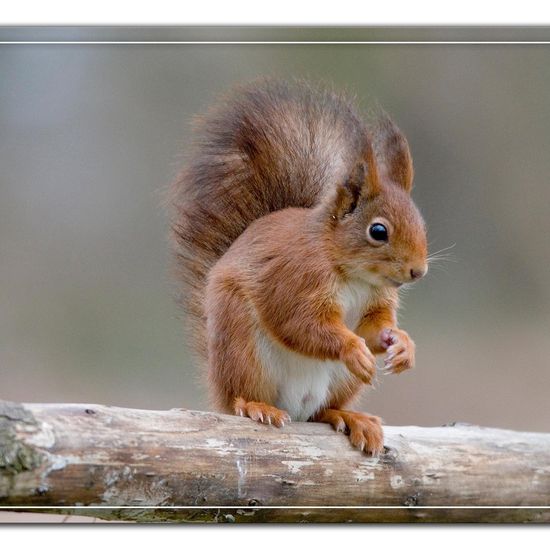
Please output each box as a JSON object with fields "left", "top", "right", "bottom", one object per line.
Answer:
{"left": 1, "top": 31, "right": 550, "bottom": 432}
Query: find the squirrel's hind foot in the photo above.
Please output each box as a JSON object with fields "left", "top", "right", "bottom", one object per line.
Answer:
{"left": 316, "top": 409, "right": 384, "bottom": 456}
{"left": 234, "top": 397, "right": 291, "bottom": 428}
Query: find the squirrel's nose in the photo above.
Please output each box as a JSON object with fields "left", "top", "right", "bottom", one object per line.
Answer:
{"left": 409, "top": 265, "right": 428, "bottom": 281}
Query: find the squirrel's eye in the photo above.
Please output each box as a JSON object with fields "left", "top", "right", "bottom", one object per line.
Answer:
{"left": 368, "top": 223, "right": 388, "bottom": 242}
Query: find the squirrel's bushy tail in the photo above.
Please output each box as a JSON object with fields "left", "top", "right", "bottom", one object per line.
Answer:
{"left": 170, "top": 79, "right": 368, "bottom": 359}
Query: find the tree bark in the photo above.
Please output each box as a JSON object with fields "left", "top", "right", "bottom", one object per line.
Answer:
{"left": 1, "top": 399, "right": 549, "bottom": 523}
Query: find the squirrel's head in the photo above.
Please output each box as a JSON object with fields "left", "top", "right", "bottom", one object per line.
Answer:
{"left": 327, "top": 116, "right": 428, "bottom": 289}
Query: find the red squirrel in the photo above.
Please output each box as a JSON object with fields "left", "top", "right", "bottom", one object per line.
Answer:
{"left": 171, "top": 79, "right": 428, "bottom": 455}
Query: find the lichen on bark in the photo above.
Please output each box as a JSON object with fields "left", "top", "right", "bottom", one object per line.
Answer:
{"left": 0, "top": 401, "right": 43, "bottom": 475}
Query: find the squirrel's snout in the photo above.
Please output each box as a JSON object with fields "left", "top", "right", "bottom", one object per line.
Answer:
{"left": 409, "top": 264, "right": 428, "bottom": 281}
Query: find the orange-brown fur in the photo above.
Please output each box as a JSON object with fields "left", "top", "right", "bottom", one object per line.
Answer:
{"left": 171, "top": 79, "right": 428, "bottom": 455}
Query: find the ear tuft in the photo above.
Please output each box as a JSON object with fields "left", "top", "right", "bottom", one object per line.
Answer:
{"left": 372, "top": 113, "right": 414, "bottom": 193}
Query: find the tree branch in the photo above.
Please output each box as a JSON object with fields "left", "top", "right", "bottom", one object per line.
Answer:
{"left": 1, "top": 399, "right": 549, "bottom": 523}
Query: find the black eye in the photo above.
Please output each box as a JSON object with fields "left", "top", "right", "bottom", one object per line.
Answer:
{"left": 369, "top": 223, "right": 388, "bottom": 242}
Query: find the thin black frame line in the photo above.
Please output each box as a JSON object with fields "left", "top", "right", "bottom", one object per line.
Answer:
{"left": 1, "top": 506, "right": 550, "bottom": 510}
{"left": 2, "top": 41, "right": 550, "bottom": 44}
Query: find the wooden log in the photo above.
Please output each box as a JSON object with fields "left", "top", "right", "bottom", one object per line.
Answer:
{"left": 1, "top": 399, "right": 549, "bottom": 523}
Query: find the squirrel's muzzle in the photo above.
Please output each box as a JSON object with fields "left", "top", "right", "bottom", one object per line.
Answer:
{"left": 408, "top": 264, "right": 428, "bottom": 281}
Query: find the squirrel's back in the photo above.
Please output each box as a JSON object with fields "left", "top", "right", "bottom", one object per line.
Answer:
{"left": 170, "top": 79, "right": 370, "bottom": 358}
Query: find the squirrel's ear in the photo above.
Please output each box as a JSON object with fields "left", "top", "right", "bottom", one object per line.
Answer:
{"left": 332, "top": 143, "right": 380, "bottom": 219}
{"left": 373, "top": 114, "right": 414, "bottom": 193}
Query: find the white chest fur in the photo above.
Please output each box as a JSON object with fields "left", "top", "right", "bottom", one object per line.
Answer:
{"left": 255, "top": 278, "right": 374, "bottom": 421}
{"left": 337, "top": 277, "right": 375, "bottom": 331}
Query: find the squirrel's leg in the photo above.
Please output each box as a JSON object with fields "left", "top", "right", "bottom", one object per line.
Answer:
{"left": 205, "top": 273, "right": 290, "bottom": 427}
{"left": 356, "top": 307, "right": 416, "bottom": 375}
{"left": 234, "top": 397, "right": 291, "bottom": 428}
{"left": 263, "top": 307, "right": 377, "bottom": 385}
{"left": 311, "top": 379, "right": 383, "bottom": 455}
{"left": 313, "top": 408, "right": 384, "bottom": 456}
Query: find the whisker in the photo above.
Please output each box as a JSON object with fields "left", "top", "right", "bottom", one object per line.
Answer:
{"left": 427, "top": 263, "right": 452, "bottom": 274}
{"left": 429, "top": 259, "right": 453, "bottom": 267}
{"left": 427, "top": 243, "right": 457, "bottom": 259}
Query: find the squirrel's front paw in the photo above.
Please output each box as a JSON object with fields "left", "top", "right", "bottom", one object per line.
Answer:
{"left": 379, "top": 328, "right": 415, "bottom": 375}
{"left": 340, "top": 337, "right": 376, "bottom": 385}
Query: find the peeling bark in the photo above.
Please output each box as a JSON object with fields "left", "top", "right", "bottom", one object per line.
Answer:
{"left": 0, "top": 400, "right": 549, "bottom": 523}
